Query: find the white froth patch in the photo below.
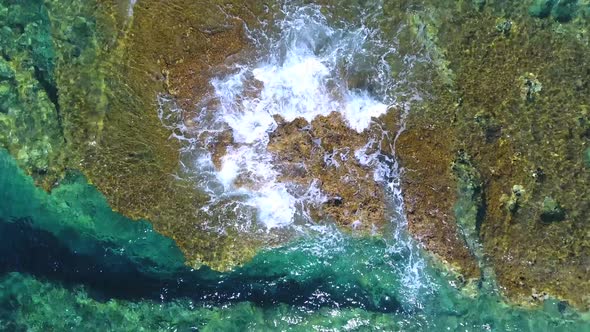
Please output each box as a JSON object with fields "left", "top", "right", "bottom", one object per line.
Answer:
{"left": 223, "top": 108, "right": 276, "bottom": 144}
{"left": 252, "top": 56, "right": 335, "bottom": 123}
{"left": 188, "top": 5, "right": 397, "bottom": 231}
{"left": 127, "top": 0, "right": 137, "bottom": 17}
{"left": 248, "top": 185, "right": 296, "bottom": 229}
{"left": 217, "top": 154, "right": 240, "bottom": 189}
{"left": 216, "top": 146, "right": 277, "bottom": 189}
{"left": 343, "top": 92, "right": 389, "bottom": 132}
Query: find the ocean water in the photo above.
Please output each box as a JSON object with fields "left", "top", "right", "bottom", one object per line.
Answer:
{"left": 1, "top": 0, "right": 590, "bottom": 330}
{"left": 2, "top": 147, "right": 589, "bottom": 330}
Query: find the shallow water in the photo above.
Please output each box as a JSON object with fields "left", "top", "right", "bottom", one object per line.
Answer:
{"left": 1, "top": 0, "right": 590, "bottom": 330}
{"left": 1, "top": 147, "right": 589, "bottom": 330}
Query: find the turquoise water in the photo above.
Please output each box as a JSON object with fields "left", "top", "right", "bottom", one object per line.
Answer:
{"left": 1, "top": 0, "right": 590, "bottom": 330}
{"left": 1, "top": 148, "right": 589, "bottom": 330}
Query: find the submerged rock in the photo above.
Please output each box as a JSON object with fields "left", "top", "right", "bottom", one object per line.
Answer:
{"left": 519, "top": 73, "right": 542, "bottom": 102}
{"left": 502, "top": 184, "right": 526, "bottom": 214}
{"left": 529, "top": 0, "right": 581, "bottom": 22}
{"left": 529, "top": 0, "right": 557, "bottom": 19}
{"left": 394, "top": 0, "right": 590, "bottom": 310}
{"left": 540, "top": 196, "right": 566, "bottom": 222}
{"left": 0, "top": 0, "right": 63, "bottom": 186}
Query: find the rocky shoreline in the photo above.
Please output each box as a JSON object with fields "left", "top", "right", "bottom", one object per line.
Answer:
{"left": 1, "top": 0, "right": 589, "bottom": 311}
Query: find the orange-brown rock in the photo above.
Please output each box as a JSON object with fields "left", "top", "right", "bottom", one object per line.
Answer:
{"left": 268, "top": 112, "right": 388, "bottom": 233}
{"left": 395, "top": 123, "right": 480, "bottom": 280}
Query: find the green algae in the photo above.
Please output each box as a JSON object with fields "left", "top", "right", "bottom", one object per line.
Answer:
{"left": 0, "top": 148, "right": 186, "bottom": 273}
{"left": 0, "top": 0, "right": 63, "bottom": 185}
{"left": 392, "top": 0, "right": 590, "bottom": 309}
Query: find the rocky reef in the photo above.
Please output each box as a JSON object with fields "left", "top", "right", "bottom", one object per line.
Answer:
{"left": 268, "top": 112, "right": 389, "bottom": 233}
{"left": 390, "top": 0, "right": 590, "bottom": 310}
{"left": 0, "top": 0, "right": 275, "bottom": 270}
{"left": 1, "top": 0, "right": 590, "bottom": 314}
{"left": 0, "top": 0, "right": 64, "bottom": 187}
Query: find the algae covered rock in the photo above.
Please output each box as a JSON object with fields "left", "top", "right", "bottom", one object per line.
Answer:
{"left": 519, "top": 73, "right": 542, "bottom": 102}
{"left": 452, "top": 150, "right": 484, "bottom": 259}
{"left": 268, "top": 112, "right": 389, "bottom": 233}
{"left": 540, "top": 196, "right": 566, "bottom": 222}
{"left": 502, "top": 184, "right": 527, "bottom": 214}
{"left": 0, "top": 0, "right": 278, "bottom": 270}
{"left": 0, "top": 0, "right": 63, "bottom": 186}
{"left": 395, "top": 119, "right": 481, "bottom": 280}
{"left": 393, "top": 0, "right": 590, "bottom": 309}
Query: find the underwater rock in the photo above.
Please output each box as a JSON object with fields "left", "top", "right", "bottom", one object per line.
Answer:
{"left": 394, "top": 2, "right": 590, "bottom": 310}
{"left": 529, "top": 0, "right": 557, "bottom": 19}
{"left": 519, "top": 73, "right": 542, "bottom": 102}
{"left": 540, "top": 196, "right": 566, "bottom": 222}
{"left": 0, "top": 59, "right": 14, "bottom": 80}
{"left": 551, "top": 0, "right": 580, "bottom": 22}
{"left": 502, "top": 184, "right": 526, "bottom": 214}
{"left": 529, "top": 0, "right": 581, "bottom": 23}
{"left": 473, "top": 0, "right": 486, "bottom": 11}
{"left": 0, "top": 0, "right": 63, "bottom": 187}
{"left": 495, "top": 19, "right": 513, "bottom": 36}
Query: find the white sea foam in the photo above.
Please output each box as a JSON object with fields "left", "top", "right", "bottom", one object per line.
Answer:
{"left": 247, "top": 185, "right": 296, "bottom": 229}
{"left": 127, "top": 0, "right": 137, "bottom": 17}
{"left": 183, "top": 3, "right": 396, "bottom": 230}
{"left": 159, "top": 0, "right": 432, "bottom": 309}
